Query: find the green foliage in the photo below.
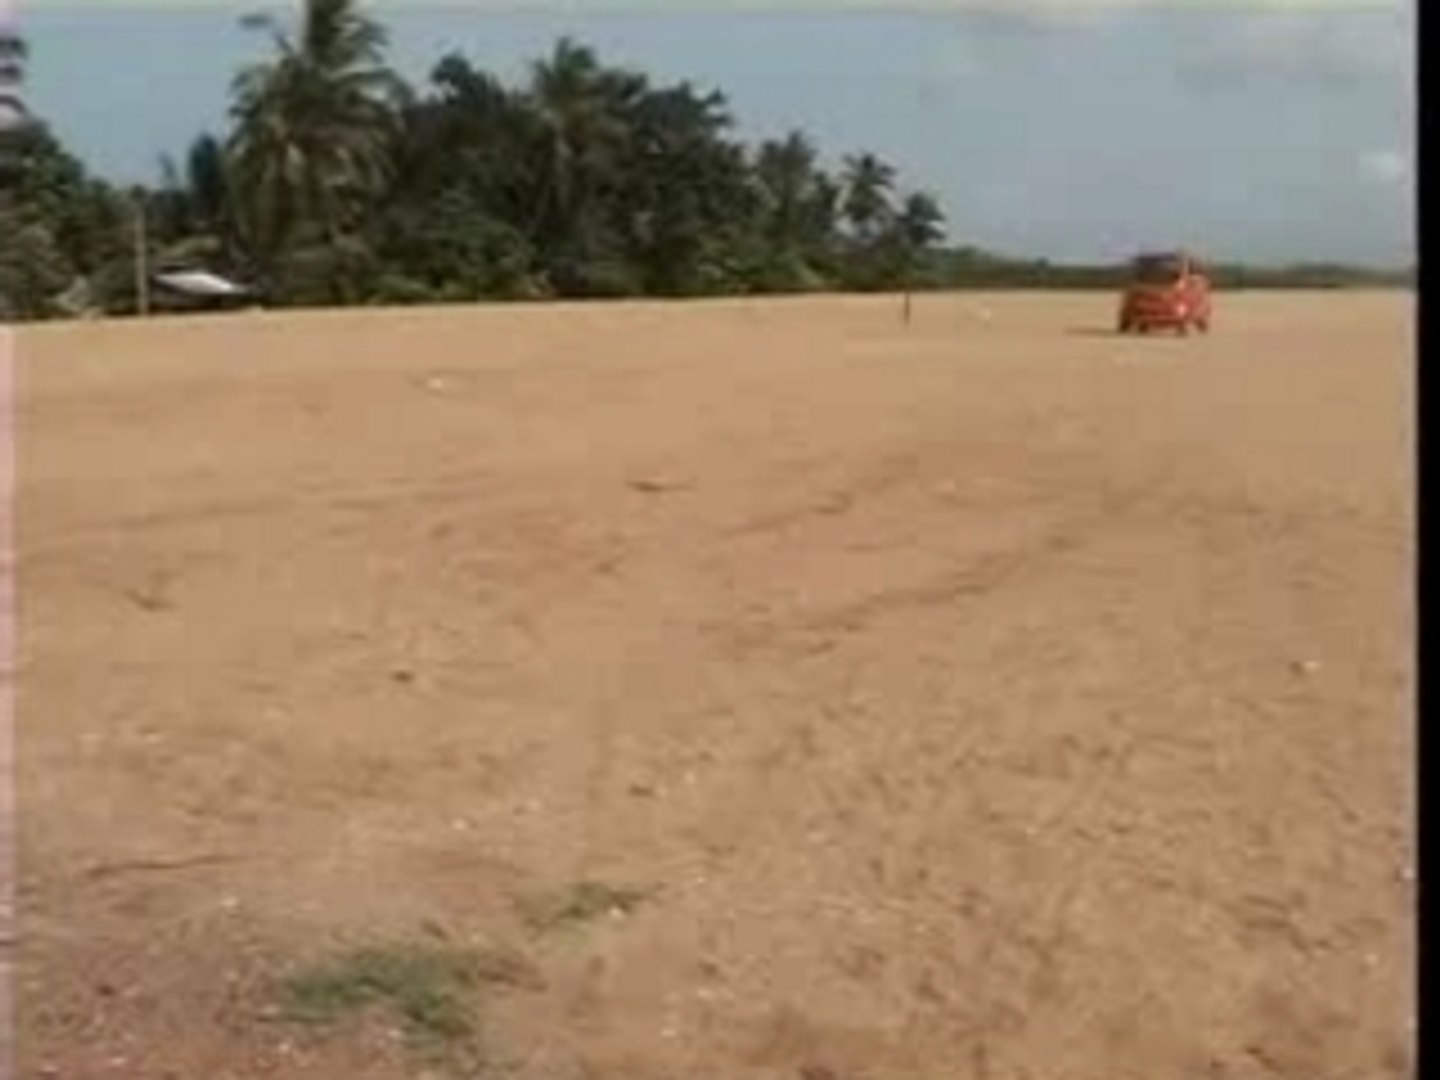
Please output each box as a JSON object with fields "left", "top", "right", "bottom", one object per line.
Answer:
{"left": 269, "top": 229, "right": 378, "bottom": 306}
{"left": 0, "top": 211, "right": 70, "bottom": 317}
{"left": 517, "top": 880, "right": 654, "bottom": 936}
{"left": 226, "top": 0, "right": 403, "bottom": 280}
{"left": 1, "top": 26, "right": 27, "bottom": 137}
{"left": 0, "top": 114, "right": 131, "bottom": 318}
{"left": 279, "top": 942, "right": 482, "bottom": 1039}
{"left": 272, "top": 935, "right": 538, "bottom": 1069}
{"left": 841, "top": 151, "right": 897, "bottom": 244}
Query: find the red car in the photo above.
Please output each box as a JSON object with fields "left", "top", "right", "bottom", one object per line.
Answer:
{"left": 1117, "top": 251, "right": 1212, "bottom": 335}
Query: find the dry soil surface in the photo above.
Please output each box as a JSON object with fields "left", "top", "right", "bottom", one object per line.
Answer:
{"left": 12, "top": 291, "right": 1415, "bottom": 1079}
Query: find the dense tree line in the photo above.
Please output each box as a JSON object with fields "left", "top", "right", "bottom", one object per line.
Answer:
{"left": 0, "top": 1, "right": 1412, "bottom": 321}
{"left": 930, "top": 249, "right": 1415, "bottom": 292}
{"left": 2, "top": 22, "right": 134, "bottom": 318}
{"left": 1, "top": 0, "right": 946, "bottom": 317}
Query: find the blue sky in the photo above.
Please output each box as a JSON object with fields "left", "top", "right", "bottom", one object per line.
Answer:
{"left": 5, "top": 1, "right": 1416, "bottom": 266}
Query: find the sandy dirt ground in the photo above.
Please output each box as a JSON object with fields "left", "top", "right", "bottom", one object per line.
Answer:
{"left": 12, "top": 291, "right": 1414, "bottom": 1079}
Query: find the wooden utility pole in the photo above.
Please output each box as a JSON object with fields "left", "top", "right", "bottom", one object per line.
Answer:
{"left": 132, "top": 192, "right": 149, "bottom": 317}
{"left": 899, "top": 242, "right": 919, "bottom": 326}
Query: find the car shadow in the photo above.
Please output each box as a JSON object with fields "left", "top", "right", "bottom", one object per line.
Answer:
{"left": 1064, "top": 327, "right": 1123, "bottom": 338}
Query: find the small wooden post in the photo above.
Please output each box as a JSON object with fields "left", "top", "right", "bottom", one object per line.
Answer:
{"left": 132, "top": 191, "right": 149, "bottom": 317}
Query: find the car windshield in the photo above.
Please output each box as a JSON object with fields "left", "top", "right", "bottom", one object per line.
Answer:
{"left": 1131, "top": 255, "right": 1184, "bottom": 284}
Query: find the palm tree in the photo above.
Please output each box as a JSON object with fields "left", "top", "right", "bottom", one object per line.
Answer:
{"left": 0, "top": 27, "right": 31, "bottom": 200}
{"left": 892, "top": 191, "right": 946, "bottom": 321}
{"left": 186, "top": 134, "right": 231, "bottom": 230}
{"left": 755, "top": 131, "right": 818, "bottom": 248}
{"left": 896, "top": 192, "right": 945, "bottom": 251}
{"left": 153, "top": 131, "right": 242, "bottom": 275}
{"left": 0, "top": 27, "right": 29, "bottom": 132}
{"left": 226, "top": 0, "right": 402, "bottom": 269}
{"left": 841, "top": 152, "right": 896, "bottom": 244}
{"left": 524, "top": 37, "right": 630, "bottom": 261}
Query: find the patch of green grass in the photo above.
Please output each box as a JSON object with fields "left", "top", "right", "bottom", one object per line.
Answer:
{"left": 517, "top": 880, "right": 654, "bottom": 936}
{"left": 276, "top": 939, "right": 531, "bottom": 1048}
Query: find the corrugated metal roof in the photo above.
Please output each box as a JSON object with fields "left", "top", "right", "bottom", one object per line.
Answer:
{"left": 153, "top": 270, "right": 251, "bottom": 298}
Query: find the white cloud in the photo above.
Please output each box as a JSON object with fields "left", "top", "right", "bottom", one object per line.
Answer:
{"left": 1177, "top": 6, "right": 1413, "bottom": 89}
{"left": 1240, "top": 11, "right": 1408, "bottom": 75}
{"left": 1358, "top": 148, "right": 1411, "bottom": 187}
{"left": 923, "top": 1, "right": 1411, "bottom": 88}
{"left": 944, "top": 0, "right": 1403, "bottom": 16}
